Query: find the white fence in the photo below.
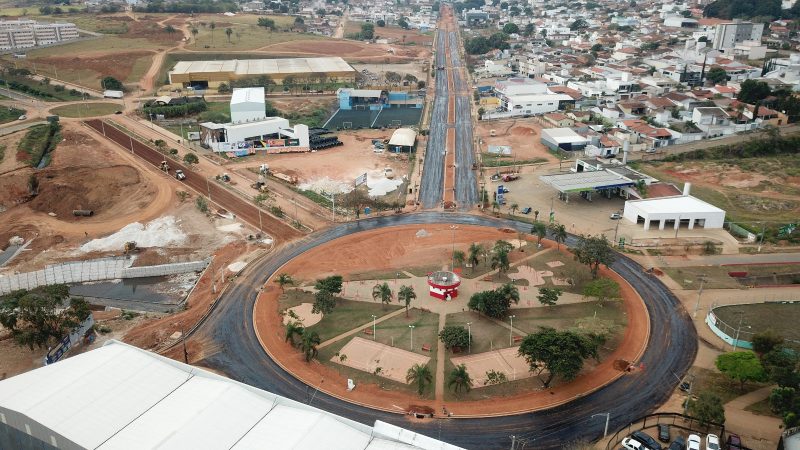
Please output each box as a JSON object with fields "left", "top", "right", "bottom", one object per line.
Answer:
{"left": 0, "top": 257, "right": 211, "bottom": 295}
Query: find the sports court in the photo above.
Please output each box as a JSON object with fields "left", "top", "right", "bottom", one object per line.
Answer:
{"left": 334, "top": 336, "right": 430, "bottom": 384}
{"left": 450, "top": 347, "right": 535, "bottom": 387}
{"left": 324, "top": 107, "right": 423, "bottom": 130}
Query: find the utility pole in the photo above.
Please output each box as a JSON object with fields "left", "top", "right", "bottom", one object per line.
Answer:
{"left": 372, "top": 314, "right": 377, "bottom": 340}
{"left": 592, "top": 413, "right": 610, "bottom": 438}
{"left": 408, "top": 325, "right": 415, "bottom": 350}
{"left": 693, "top": 275, "right": 705, "bottom": 318}
{"left": 757, "top": 222, "right": 766, "bottom": 252}
{"left": 509, "top": 315, "right": 515, "bottom": 346}
{"left": 467, "top": 322, "right": 472, "bottom": 354}
{"left": 510, "top": 435, "right": 516, "bottom": 450}
{"left": 613, "top": 211, "right": 621, "bottom": 244}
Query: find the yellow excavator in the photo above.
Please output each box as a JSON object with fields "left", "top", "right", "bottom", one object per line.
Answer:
{"left": 123, "top": 241, "right": 138, "bottom": 255}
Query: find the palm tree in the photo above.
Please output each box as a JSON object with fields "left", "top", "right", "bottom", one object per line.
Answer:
{"left": 491, "top": 200, "right": 500, "bottom": 213}
{"left": 453, "top": 250, "right": 465, "bottom": 268}
{"left": 276, "top": 273, "right": 294, "bottom": 292}
{"left": 549, "top": 223, "right": 567, "bottom": 250}
{"left": 491, "top": 249, "right": 510, "bottom": 274}
{"left": 510, "top": 203, "right": 519, "bottom": 215}
{"left": 406, "top": 363, "right": 433, "bottom": 396}
{"left": 210, "top": 21, "right": 216, "bottom": 46}
{"left": 191, "top": 27, "right": 198, "bottom": 45}
{"left": 284, "top": 321, "right": 304, "bottom": 345}
{"left": 447, "top": 364, "right": 473, "bottom": 394}
{"left": 533, "top": 210, "right": 540, "bottom": 222}
{"left": 398, "top": 285, "right": 416, "bottom": 317}
{"left": 300, "top": 330, "right": 321, "bottom": 361}
{"left": 499, "top": 283, "right": 520, "bottom": 305}
{"left": 532, "top": 222, "right": 547, "bottom": 247}
{"left": 468, "top": 243, "right": 482, "bottom": 272}
{"left": 372, "top": 282, "right": 393, "bottom": 309}
{"left": 225, "top": 27, "right": 233, "bottom": 43}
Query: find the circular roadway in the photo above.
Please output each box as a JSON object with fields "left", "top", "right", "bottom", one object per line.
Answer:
{"left": 191, "top": 212, "right": 697, "bottom": 449}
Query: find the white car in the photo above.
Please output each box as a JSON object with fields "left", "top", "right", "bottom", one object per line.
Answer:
{"left": 705, "top": 434, "right": 720, "bottom": 450}
{"left": 621, "top": 437, "right": 644, "bottom": 450}
{"left": 18, "top": 114, "right": 26, "bottom": 120}
{"left": 687, "top": 434, "right": 701, "bottom": 450}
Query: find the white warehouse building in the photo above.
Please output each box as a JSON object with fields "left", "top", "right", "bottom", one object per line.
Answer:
{"left": 623, "top": 184, "right": 726, "bottom": 230}
{"left": 230, "top": 87, "right": 266, "bottom": 123}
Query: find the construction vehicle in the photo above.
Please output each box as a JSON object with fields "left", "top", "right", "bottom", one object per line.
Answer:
{"left": 251, "top": 181, "right": 268, "bottom": 192}
{"left": 160, "top": 161, "right": 170, "bottom": 172}
{"left": 175, "top": 169, "right": 186, "bottom": 181}
{"left": 123, "top": 241, "right": 138, "bottom": 254}
{"left": 216, "top": 173, "right": 231, "bottom": 182}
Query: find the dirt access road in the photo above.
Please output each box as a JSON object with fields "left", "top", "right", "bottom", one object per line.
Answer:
{"left": 84, "top": 119, "right": 302, "bottom": 241}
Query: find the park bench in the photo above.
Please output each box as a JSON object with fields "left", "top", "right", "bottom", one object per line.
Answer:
{"left": 421, "top": 344, "right": 431, "bottom": 352}
{"left": 363, "top": 328, "right": 373, "bottom": 335}
{"left": 513, "top": 335, "right": 523, "bottom": 344}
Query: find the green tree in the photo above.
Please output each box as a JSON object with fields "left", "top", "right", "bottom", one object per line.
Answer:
{"left": 275, "top": 273, "right": 294, "bottom": 292}
{"left": 570, "top": 19, "right": 589, "bottom": 30}
{"left": 397, "top": 18, "right": 409, "bottom": 29}
{"left": 0, "top": 285, "right": 91, "bottom": 350}
{"left": 225, "top": 27, "right": 233, "bottom": 43}
{"left": 752, "top": 329, "right": 784, "bottom": 356}
{"left": 300, "top": 330, "right": 321, "bottom": 361}
{"left": 361, "top": 22, "right": 375, "bottom": 40}
{"left": 523, "top": 23, "right": 535, "bottom": 36}
{"left": 763, "top": 349, "right": 800, "bottom": 388}
{"left": 447, "top": 364, "right": 473, "bottom": 394}
{"left": 467, "top": 286, "right": 519, "bottom": 319}
{"left": 312, "top": 275, "right": 343, "bottom": 314}
{"left": 439, "top": 325, "right": 470, "bottom": 350}
{"left": 191, "top": 27, "right": 199, "bottom": 44}
{"left": 510, "top": 203, "right": 519, "bottom": 215}
{"left": 183, "top": 152, "right": 199, "bottom": 165}
{"left": 532, "top": 222, "right": 547, "bottom": 247}
{"left": 468, "top": 243, "right": 483, "bottom": 271}
{"left": 537, "top": 287, "right": 562, "bottom": 306}
{"left": 165, "top": 24, "right": 177, "bottom": 34}
{"left": 217, "top": 82, "right": 231, "bottom": 93}
{"left": 284, "top": 321, "right": 304, "bottom": 344}
{"left": 398, "top": 285, "right": 416, "bottom": 317}
{"left": 769, "top": 387, "right": 798, "bottom": 419}
{"left": 371, "top": 282, "right": 393, "bottom": 309}
{"left": 210, "top": 21, "right": 216, "bottom": 46}
{"left": 549, "top": 223, "right": 567, "bottom": 250}
{"left": 491, "top": 248, "right": 510, "bottom": 274}
{"left": 257, "top": 17, "right": 276, "bottom": 30}
{"left": 688, "top": 392, "right": 726, "bottom": 426}
{"left": 582, "top": 278, "right": 621, "bottom": 303}
{"left": 502, "top": 22, "right": 519, "bottom": 34}
{"left": 494, "top": 240, "right": 514, "bottom": 254}
{"left": 706, "top": 67, "right": 728, "bottom": 85}
{"left": 101, "top": 76, "right": 124, "bottom": 91}
{"left": 195, "top": 196, "right": 208, "bottom": 213}
{"left": 406, "top": 363, "right": 433, "bottom": 396}
{"left": 738, "top": 79, "right": 772, "bottom": 104}
{"left": 376, "top": 19, "right": 386, "bottom": 27}
{"left": 716, "top": 351, "right": 768, "bottom": 392}
{"left": 453, "top": 250, "right": 466, "bottom": 268}
{"left": 518, "top": 327, "right": 600, "bottom": 388}
{"left": 498, "top": 283, "right": 519, "bottom": 306}
{"left": 573, "top": 234, "right": 615, "bottom": 279}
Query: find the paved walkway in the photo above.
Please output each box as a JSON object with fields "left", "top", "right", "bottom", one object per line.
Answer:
{"left": 724, "top": 386, "right": 783, "bottom": 450}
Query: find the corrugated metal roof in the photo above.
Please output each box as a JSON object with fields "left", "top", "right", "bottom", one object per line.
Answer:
{"left": 0, "top": 341, "right": 463, "bottom": 450}
{"left": 170, "top": 57, "right": 355, "bottom": 76}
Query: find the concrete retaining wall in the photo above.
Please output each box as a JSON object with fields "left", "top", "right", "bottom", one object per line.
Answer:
{"left": 705, "top": 309, "right": 753, "bottom": 350}
{"left": 0, "top": 257, "right": 210, "bottom": 295}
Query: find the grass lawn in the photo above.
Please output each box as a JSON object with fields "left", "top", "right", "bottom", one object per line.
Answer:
{"left": 744, "top": 397, "right": 779, "bottom": 418}
{"left": 446, "top": 311, "right": 520, "bottom": 353}
{"left": 188, "top": 22, "right": 320, "bottom": 51}
{"left": 0, "top": 75, "right": 86, "bottom": 101}
{"left": 713, "top": 303, "right": 800, "bottom": 342}
{"left": 125, "top": 54, "right": 154, "bottom": 84}
{"left": 306, "top": 300, "right": 401, "bottom": 342}
{"left": 0, "top": 106, "right": 25, "bottom": 124}
{"left": 315, "top": 307, "right": 439, "bottom": 400}
{"left": 663, "top": 266, "right": 743, "bottom": 290}
{"left": 691, "top": 367, "right": 769, "bottom": 405}
{"left": 28, "top": 36, "right": 166, "bottom": 58}
{"left": 442, "top": 358, "right": 547, "bottom": 402}
{"left": 345, "top": 270, "right": 411, "bottom": 282}
{"left": 50, "top": 102, "right": 120, "bottom": 118}
{"left": 162, "top": 122, "right": 200, "bottom": 140}
{"left": 481, "top": 153, "right": 549, "bottom": 167}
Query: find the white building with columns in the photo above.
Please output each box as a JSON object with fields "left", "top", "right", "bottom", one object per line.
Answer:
{"left": 623, "top": 184, "right": 725, "bottom": 231}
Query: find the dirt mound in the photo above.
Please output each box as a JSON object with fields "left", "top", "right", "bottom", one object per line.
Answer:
{"left": 511, "top": 126, "right": 535, "bottom": 136}
{"left": 613, "top": 359, "right": 631, "bottom": 371}
{"left": 28, "top": 165, "right": 141, "bottom": 219}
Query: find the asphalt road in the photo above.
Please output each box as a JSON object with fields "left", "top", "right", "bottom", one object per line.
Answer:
{"left": 83, "top": 119, "right": 302, "bottom": 241}
{"left": 418, "top": 31, "right": 449, "bottom": 208}
{"left": 191, "top": 212, "right": 697, "bottom": 450}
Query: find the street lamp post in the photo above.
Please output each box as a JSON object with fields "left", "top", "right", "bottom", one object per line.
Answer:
{"left": 371, "top": 314, "right": 377, "bottom": 340}
{"left": 592, "top": 413, "right": 610, "bottom": 438}
{"left": 409, "top": 325, "right": 415, "bottom": 351}
{"left": 466, "top": 322, "right": 472, "bottom": 354}
{"left": 450, "top": 225, "right": 458, "bottom": 270}
{"left": 509, "top": 315, "right": 515, "bottom": 346}
{"left": 733, "top": 315, "right": 750, "bottom": 351}
{"left": 693, "top": 275, "right": 706, "bottom": 318}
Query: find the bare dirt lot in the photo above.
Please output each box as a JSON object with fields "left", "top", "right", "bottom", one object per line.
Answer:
{"left": 474, "top": 119, "right": 558, "bottom": 163}
{"left": 259, "top": 39, "right": 429, "bottom": 62}
{"left": 352, "top": 62, "right": 428, "bottom": 85}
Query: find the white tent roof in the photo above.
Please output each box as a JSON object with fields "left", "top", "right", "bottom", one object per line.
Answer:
{"left": 231, "top": 87, "right": 265, "bottom": 105}
{"left": 389, "top": 128, "right": 417, "bottom": 147}
{"left": 0, "top": 341, "right": 463, "bottom": 450}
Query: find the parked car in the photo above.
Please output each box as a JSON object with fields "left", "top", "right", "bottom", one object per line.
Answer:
{"left": 521, "top": 207, "right": 532, "bottom": 214}
{"left": 706, "top": 434, "right": 720, "bottom": 450}
{"left": 687, "top": 434, "right": 701, "bottom": 450}
{"left": 610, "top": 212, "right": 622, "bottom": 220}
{"left": 174, "top": 170, "right": 186, "bottom": 181}
{"left": 658, "top": 424, "right": 671, "bottom": 443}
{"left": 17, "top": 114, "right": 26, "bottom": 120}
{"left": 622, "top": 438, "right": 645, "bottom": 450}
{"left": 668, "top": 436, "right": 686, "bottom": 450}
{"left": 726, "top": 434, "right": 743, "bottom": 450}
{"left": 631, "top": 431, "right": 662, "bottom": 450}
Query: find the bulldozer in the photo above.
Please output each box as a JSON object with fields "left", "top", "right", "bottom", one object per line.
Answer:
{"left": 160, "top": 161, "right": 170, "bottom": 172}
{"left": 123, "top": 241, "right": 138, "bottom": 255}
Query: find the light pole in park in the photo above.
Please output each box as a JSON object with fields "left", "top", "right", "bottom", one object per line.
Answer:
{"left": 508, "top": 315, "right": 515, "bottom": 346}
{"left": 450, "top": 224, "right": 458, "bottom": 270}
{"left": 466, "top": 322, "right": 472, "bottom": 354}
{"left": 592, "top": 413, "right": 610, "bottom": 438}
{"left": 371, "top": 315, "right": 377, "bottom": 340}
{"left": 408, "top": 325, "right": 415, "bottom": 351}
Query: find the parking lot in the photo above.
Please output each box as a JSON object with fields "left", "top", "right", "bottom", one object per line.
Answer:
{"left": 481, "top": 164, "right": 738, "bottom": 248}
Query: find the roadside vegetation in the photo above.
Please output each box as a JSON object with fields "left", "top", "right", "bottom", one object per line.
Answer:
{"left": 17, "top": 121, "right": 61, "bottom": 168}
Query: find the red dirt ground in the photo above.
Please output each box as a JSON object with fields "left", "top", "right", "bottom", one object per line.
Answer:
{"left": 253, "top": 224, "right": 650, "bottom": 417}
{"left": 259, "top": 39, "right": 428, "bottom": 61}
